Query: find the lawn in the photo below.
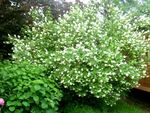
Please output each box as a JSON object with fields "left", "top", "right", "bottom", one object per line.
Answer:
{"left": 61, "top": 100, "right": 144, "bottom": 113}
{"left": 61, "top": 89, "right": 150, "bottom": 113}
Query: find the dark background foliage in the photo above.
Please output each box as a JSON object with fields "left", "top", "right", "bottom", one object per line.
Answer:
{"left": 0, "top": 0, "right": 28, "bottom": 59}
{"left": 0, "top": 0, "right": 74, "bottom": 60}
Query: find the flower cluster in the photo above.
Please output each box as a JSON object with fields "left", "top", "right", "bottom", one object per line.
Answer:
{"left": 0, "top": 98, "right": 5, "bottom": 106}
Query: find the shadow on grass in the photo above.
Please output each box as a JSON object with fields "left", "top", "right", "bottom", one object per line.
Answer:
{"left": 127, "top": 89, "right": 150, "bottom": 113}
{"left": 60, "top": 96, "right": 144, "bottom": 113}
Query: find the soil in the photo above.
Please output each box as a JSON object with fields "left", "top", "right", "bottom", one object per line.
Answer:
{"left": 127, "top": 89, "right": 150, "bottom": 113}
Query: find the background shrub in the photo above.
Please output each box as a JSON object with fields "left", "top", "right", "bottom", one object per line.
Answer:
{"left": 0, "top": 61, "right": 62, "bottom": 113}
{"left": 10, "top": 2, "right": 149, "bottom": 105}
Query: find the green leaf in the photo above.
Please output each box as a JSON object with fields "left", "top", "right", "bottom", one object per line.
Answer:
{"left": 9, "top": 96, "right": 16, "bottom": 101}
{"left": 22, "top": 101, "right": 30, "bottom": 107}
{"left": 50, "top": 102, "right": 55, "bottom": 108}
{"left": 7, "top": 101, "right": 13, "bottom": 106}
{"left": 14, "top": 101, "right": 22, "bottom": 106}
{"left": 33, "top": 95, "right": 39, "bottom": 103}
{"left": 32, "top": 80, "right": 44, "bottom": 84}
{"left": 15, "top": 109, "right": 21, "bottom": 113}
{"left": 46, "top": 109, "right": 55, "bottom": 113}
{"left": 24, "top": 92, "right": 32, "bottom": 99}
{"left": 0, "top": 89, "right": 4, "bottom": 93}
{"left": 9, "top": 107, "right": 15, "bottom": 111}
{"left": 7, "top": 101, "right": 22, "bottom": 106}
{"left": 34, "top": 85, "right": 41, "bottom": 91}
{"left": 41, "top": 101, "right": 48, "bottom": 109}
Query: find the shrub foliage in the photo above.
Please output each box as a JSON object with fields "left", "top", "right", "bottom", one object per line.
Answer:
{"left": 10, "top": 2, "right": 149, "bottom": 105}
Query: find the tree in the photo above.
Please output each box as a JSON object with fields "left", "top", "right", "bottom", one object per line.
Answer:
{"left": 0, "top": 0, "right": 31, "bottom": 59}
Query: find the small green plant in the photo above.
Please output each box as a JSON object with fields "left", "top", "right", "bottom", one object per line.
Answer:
{"left": 10, "top": 2, "right": 149, "bottom": 105}
{"left": 0, "top": 61, "right": 62, "bottom": 113}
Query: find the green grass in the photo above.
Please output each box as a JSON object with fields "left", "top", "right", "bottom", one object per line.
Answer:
{"left": 61, "top": 100, "right": 144, "bottom": 113}
{"left": 112, "top": 101, "right": 144, "bottom": 113}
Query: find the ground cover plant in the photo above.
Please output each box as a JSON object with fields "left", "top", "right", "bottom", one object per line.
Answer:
{"left": 9, "top": 1, "right": 150, "bottom": 106}
{"left": 0, "top": 61, "right": 62, "bottom": 113}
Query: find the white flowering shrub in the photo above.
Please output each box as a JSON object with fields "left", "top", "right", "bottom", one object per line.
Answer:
{"left": 10, "top": 3, "right": 149, "bottom": 105}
